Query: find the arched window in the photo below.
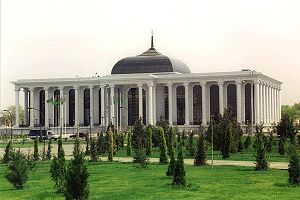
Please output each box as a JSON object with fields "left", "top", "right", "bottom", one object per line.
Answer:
{"left": 210, "top": 85, "right": 219, "bottom": 117}
{"left": 69, "top": 89, "right": 75, "bottom": 126}
{"left": 53, "top": 90, "right": 60, "bottom": 127}
{"left": 176, "top": 86, "right": 185, "bottom": 125}
{"left": 245, "top": 83, "right": 254, "bottom": 123}
{"left": 193, "top": 85, "right": 202, "bottom": 125}
{"left": 39, "top": 90, "right": 45, "bottom": 126}
{"left": 84, "top": 89, "right": 90, "bottom": 126}
{"left": 164, "top": 86, "right": 169, "bottom": 120}
{"left": 227, "top": 84, "right": 237, "bottom": 117}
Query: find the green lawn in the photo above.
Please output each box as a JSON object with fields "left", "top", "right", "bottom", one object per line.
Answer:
{"left": 0, "top": 161, "right": 298, "bottom": 200}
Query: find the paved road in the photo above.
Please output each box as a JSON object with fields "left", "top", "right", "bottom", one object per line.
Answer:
{"left": 0, "top": 144, "right": 289, "bottom": 170}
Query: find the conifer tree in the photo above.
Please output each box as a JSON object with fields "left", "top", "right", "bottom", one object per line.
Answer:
{"left": 194, "top": 129, "right": 206, "bottom": 166}
{"left": 108, "top": 128, "right": 114, "bottom": 161}
{"left": 244, "top": 135, "right": 251, "bottom": 150}
{"left": 237, "top": 137, "right": 244, "bottom": 152}
{"left": 288, "top": 147, "right": 300, "bottom": 185}
{"left": 50, "top": 155, "right": 66, "bottom": 193}
{"left": 97, "top": 131, "right": 106, "bottom": 155}
{"left": 254, "top": 128, "right": 269, "bottom": 171}
{"left": 266, "top": 132, "right": 274, "bottom": 153}
{"left": 173, "top": 143, "right": 186, "bottom": 186}
{"left": 159, "top": 127, "right": 169, "bottom": 164}
{"left": 146, "top": 126, "right": 152, "bottom": 156}
{"left": 33, "top": 137, "right": 39, "bottom": 161}
{"left": 46, "top": 139, "right": 52, "bottom": 160}
{"left": 65, "top": 151, "right": 89, "bottom": 200}
{"left": 57, "top": 136, "right": 65, "bottom": 161}
{"left": 2, "top": 141, "right": 13, "bottom": 163}
{"left": 127, "top": 131, "right": 132, "bottom": 156}
{"left": 73, "top": 135, "right": 81, "bottom": 157}
{"left": 278, "top": 136, "right": 285, "bottom": 156}
{"left": 166, "top": 127, "right": 175, "bottom": 176}
{"left": 187, "top": 131, "right": 195, "bottom": 158}
{"left": 132, "top": 119, "right": 148, "bottom": 167}
{"left": 85, "top": 134, "right": 90, "bottom": 155}
{"left": 90, "top": 137, "right": 98, "bottom": 161}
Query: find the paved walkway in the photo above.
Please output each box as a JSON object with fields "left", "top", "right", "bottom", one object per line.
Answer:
{"left": 99, "top": 157, "right": 289, "bottom": 170}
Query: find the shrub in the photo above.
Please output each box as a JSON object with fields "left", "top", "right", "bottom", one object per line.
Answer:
{"left": 2, "top": 141, "right": 13, "bottom": 163}
{"left": 194, "top": 129, "right": 206, "bottom": 166}
{"left": 266, "top": 133, "right": 274, "bottom": 153}
{"left": 73, "top": 135, "right": 81, "bottom": 157}
{"left": 166, "top": 127, "right": 175, "bottom": 176}
{"left": 33, "top": 137, "right": 39, "bottom": 161}
{"left": 97, "top": 131, "right": 106, "bottom": 155}
{"left": 288, "top": 147, "right": 300, "bottom": 185}
{"left": 278, "top": 137, "right": 285, "bottom": 156}
{"left": 244, "top": 135, "right": 252, "bottom": 150}
{"left": 146, "top": 126, "right": 152, "bottom": 156}
{"left": 5, "top": 150, "right": 34, "bottom": 189}
{"left": 50, "top": 155, "right": 66, "bottom": 193}
{"left": 254, "top": 127, "right": 269, "bottom": 171}
{"left": 57, "top": 136, "right": 65, "bottom": 160}
{"left": 173, "top": 144, "right": 186, "bottom": 186}
{"left": 237, "top": 137, "right": 244, "bottom": 152}
{"left": 46, "top": 139, "right": 52, "bottom": 160}
{"left": 90, "top": 137, "right": 98, "bottom": 161}
{"left": 187, "top": 131, "right": 195, "bottom": 158}
{"left": 85, "top": 134, "right": 90, "bottom": 155}
{"left": 127, "top": 131, "right": 132, "bottom": 156}
{"left": 65, "top": 151, "right": 89, "bottom": 200}
{"left": 108, "top": 128, "right": 114, "bottom": 161}
{"left": 158, "top": 127, "right": 169, "bottom": 164}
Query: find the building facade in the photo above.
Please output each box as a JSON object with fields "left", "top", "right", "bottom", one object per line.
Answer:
{"left": 12, "top": 37, "right": 282, "bottom": 132}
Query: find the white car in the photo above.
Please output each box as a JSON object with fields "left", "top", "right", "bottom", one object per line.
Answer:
{"left": 48, "top": 132, "right": 71, "bottom": 140}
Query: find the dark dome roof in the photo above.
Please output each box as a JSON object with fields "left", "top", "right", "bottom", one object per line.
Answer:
{"left": 111, "top": 36, "right": 191, "bottom": 74}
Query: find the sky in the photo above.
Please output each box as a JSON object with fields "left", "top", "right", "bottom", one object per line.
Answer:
{"left": 1, "top": 0, "right": 300, "bottom": 109}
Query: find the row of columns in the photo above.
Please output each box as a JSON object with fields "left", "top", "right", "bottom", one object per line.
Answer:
{"left": 14, "top": 78, "right": 281, "bottom": 129}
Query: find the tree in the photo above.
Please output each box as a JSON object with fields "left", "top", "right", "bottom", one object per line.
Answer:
{"left": 2, "top": 141, "right": 13, "bottom": 163}
{"left": 0, "top": 105, "right": 24, "bottom": 126}
{"left": 73, "top": 135, "right": 81, "bottom": 157}
{"left": 85, "top": 134, "right": 90, "bottom": 155}
{"left": 50, "top": 155, "right": 66, "bottom": 193}
{"left": 5, "top": 150, "right": 34, "bottom": 189}
{"left": 90, "top": 137, "right": 98, "bottom": 161}
{"left": 57, "top": 136, "right": 65, "bottom": 160}
{"left": 254, "top": 126, "right": 269, "bottom": 171}
{"left": 172, "top": 144, "right": 186, "bottom": 186}
{"left": 127, "top": 131, "right": 132, "bottom": 156}
{"left": 237, "top": 137, "right": 244, "bottom": 152}
{"left": 46, "top": 139, "right": 52, "bottom": 160}
{"left": 278, "top": 137, "right": 285, "bottom": 156}
{"left": 166, "top": 127, "right": 176, "bottom": 176}
{"left": 65, "top": 151, "right": 89, "bottom": 200}
{"left": 187, "top": 131, "right": 195, "bottom": 158}
{"left": 146, "top": 125, "right": 152, "bottom": 156}
{"left": 288, "top": 147, "right": 300, "bottom": 185}
{"left": 108, "top": 127, "right": 114, "bottom": 161}
{"left": 266, "top": 132, "right": 274, "bottom": 153}
{"left": 277, "top": 113, "right": 296, "bottom": 141}
{"left": 97, "top": 131, "right": 106, "bottom": 155}
{"left": 33, "top": 137, "right": 39, "bottom": 161}
{"left": 194, "top": 128, "right": 206, "bottom": 166}
{"left": 132, "top": 119, "right": 148, "bottom": 167}
{"left": 158, "top": 127, "right": 169, "bottom": 164}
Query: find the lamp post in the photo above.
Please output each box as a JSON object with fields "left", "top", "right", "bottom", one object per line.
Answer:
{"left": 3, "top": 110, "right": 13, "bottom": 143}
{"left": 28, "top": 107, "right": 46, "bottom": 160}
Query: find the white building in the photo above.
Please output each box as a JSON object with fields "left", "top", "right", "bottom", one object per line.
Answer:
{"left": 12, "top": 36, "right": 282, "bottom": 132}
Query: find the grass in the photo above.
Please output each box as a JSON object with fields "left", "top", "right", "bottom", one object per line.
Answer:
{"left": 0, "top": 161, "right": 298, "bottom": 200}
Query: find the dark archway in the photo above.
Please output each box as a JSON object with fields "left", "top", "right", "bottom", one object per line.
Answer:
{"left": 164, "top": 86, "right": 169, "bottom": 120}
{"left": 83, "top": 89, "right": 90, "bottom": 126}
{"left": 128, "top": 88, "right": 146, "bottom": 125}
{"left": 245, "top": 83, "right": 254, "bottom": 123}
{"left": 69, "top": 89, "right": 75, "bottom": 126}
{"left": 176, "top": 86, "right": 185, "bottom": 125}
{"left": 53, "top": 90, "right": 60, "bottom": 127}
{"left": 210, "top": 85, "right": 219, "bottom": 117}
{"left": 193, "top": 85, "right": 202, "bottom": 125}
{"left": 39, "top": 90, "right": 45, "bottom": 126}
{"left": 227, "top": 84, "right": 237, "bottom": 117}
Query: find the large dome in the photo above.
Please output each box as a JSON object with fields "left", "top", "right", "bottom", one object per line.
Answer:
{"left": 111, "top": 36, "right": 191, "bottom": 74}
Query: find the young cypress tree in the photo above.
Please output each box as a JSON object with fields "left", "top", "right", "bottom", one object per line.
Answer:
{"left": 33, "top": 137, "right": 39, "bottom": 161}
{"left": 73, "top": 135, "right": 81, "bottom": 157}
{"left": 97, "top": 131, "right": 106, "bottom": 155}
{"left": 159, "top": 127, "right": 169, "bottom": 164}
{"left": 288, "top": 147, "right": 300, "bottom": 185}
{"left": 254, "top": 129, "right": 269, "bottom": 171}
{"left": 244, "top": 135, "right": 252, "bottom": 150}
{"left": 46, "top": 139, "right": 52, "bottom": 160}
{"left": 166, "top": 127, "right": 175, "bottom": 176}
{"left": 132, "top": 119, "right": 148, "bottom": 167}
{"left": 278, "top": 136, "right": 285, "bottom": 156}
{"left": 85, "top": 134, "right": 90, "bottom": 155}
{"left": 194, "top": 130, "right": 206, "bottom": 166}
{"left": 57, "top": 136, "right": 65, "bottom": 161}
{"left": 146, "top": 126, "right": 152, "bottom": 156}
{"left": 266, "top": 133, "right": 274, "bottom": 153}
{"left": 65, "top": 151, "right": 89, "bottom": 200}
{"left": 108, "top": 128, "right": 114, "bottom": 161}
{"left": 237, "top": 137, "right": 244, "bottom": 152}
{"left": 127, "top": 131, "right": 132, "bottom": 156}
{"left": 173, "top": 144, "right": 186, "bottom": 186}
{"left": 2, "top": 141, "right": 13, "bottom": 163}
{"left": 50, "top": 155, "right": 66, "bottom": 193}
{"left": 187, "top": 131, "right": 195, "bottom": 158}
{"left": 90, "top": 137, "right": 98, "bottom": 161}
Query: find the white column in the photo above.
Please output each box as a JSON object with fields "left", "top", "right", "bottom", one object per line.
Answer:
{"left": 138, "top": 83, "right": 143, "bottom": 119}
{"left": 259, "top": 82, "right": 263, "bottom": 124}
{"left": 274, "top": 87, "right": 277, "bottom": 123}
{"left": 218, "top": 80, "right": 224, "bottom": 115}
{"left": 29, "top": 87, "right": 35, "bottom": 127}
{"left": 153, "top": 84, "right": 157, "bottom": 124}
{"left": 100, "top": 85, "right": 105, "bottom": 128}
{"left": 261, "top": 83, "right": 265, "bottom": 123}
{"left": 148, "top": 82, "right": 153, "bottom": 125}
{"left": 184, "top": 82, "right": 190, "bottom": 126}
{"left": 110, "top": 84, "right": 115, "bottom": 125}
{"left": 271, "top": 86, "right": 275, "bottom": 123}
{"left": 236, "top": 80, "right": 242, "bottom": 123}
{"left": 267, "top": 84, "right": 270, "bottom": 124}
{"left": 44, "top": 87, "right": 49, "bottom": 129}
{"left": 254, "top": 81, "right": 259, "bottom": 125}
{"left": 167, "top": 82, "right": 173, "bottom": 126}
{"left": 89, "top": 85, "right": 94, "bottom": 127}
{"left": 74, "top": 86, "right": 79, "bottom": 126}
{"left": 263, "top": 83, "right": 267, "bottom": 123}
{"left": 24, "top": 89, "right": 29, "bottom": 126}
{"left": 200, "top": 80, "right": 207, "bottom": 126}
{"left": 279, "top": 88, "right": 281, "bottom": 120}
{"left": 15, "top": 87, "right": 20, "bottom": 127}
